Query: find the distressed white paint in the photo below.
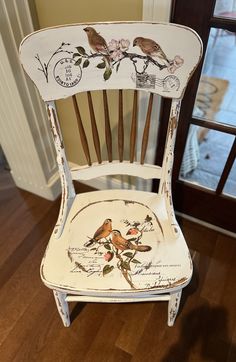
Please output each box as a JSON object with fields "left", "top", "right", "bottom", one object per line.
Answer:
{"left": 137, "top": 0, "right": 172, "bottom": 192}
{"left": 20, "top": 22, "right": 202, "bottom": 327}
{"left": 66, "top": 294, "right": 170, "bottom": 303}
{"left": 47, "top": 101, "right": 75, "bottom": 237}
{"left": 168, "top": 290, "right": 182, "bottom": 326}
{"left": 19, "top": 22, "right": 202, "bottom": 101}
{"left": 70, "top": 161, "right": 162, "bottom": 181}
{"left": 160, "top": 98, "right": 182, "bottom": 237}
{"left": 53, "top": 290, "right": 70, "bottom": 327}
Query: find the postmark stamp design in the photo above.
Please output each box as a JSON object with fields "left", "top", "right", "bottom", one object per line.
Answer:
{"left": 53, "top": 58, "right": 82, "bottom": 88}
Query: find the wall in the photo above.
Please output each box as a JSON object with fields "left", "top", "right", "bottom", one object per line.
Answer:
{"left": 35, "top": 0, "right": 143, "bottom": 165}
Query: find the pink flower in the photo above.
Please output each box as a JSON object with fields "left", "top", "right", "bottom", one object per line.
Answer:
{"left": 108, "top": 39, "right": 118, "bottom": 52}
{"left": 127, "top": 228, "right": 139, "bottom": 235}
{"left": 104, "top": 251, "right": 113, "bottom": 262}
{"left": 110, "top": 49, "right": 124, "bottom": 61}
{"left": 119, "top": 39, "right": 130, "bottom": 52}
{"left": 168, "top": 64, "right": 177, "bottom": 74}
{"left": 108, "top": 38, "right": 130, "bottom": 61}
{"left": 167, "top": 55, "right": 184, "bottom": 74}
{"left": 174, "top": 55, "right": 184, "bottom": 67}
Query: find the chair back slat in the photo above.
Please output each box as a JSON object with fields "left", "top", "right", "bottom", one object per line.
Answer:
{"left": 130, "top": 90, "right": 138, "bottom": 163}
{"left": 72, "top": 95, "right": 92, "bottom": 166}
{"left": 87, "top": 91, "right": 102, "bottom": 164}
{"left": 103, "top": 90, "right": 112, "bottom": 162}
{"left": 140, "top": 93, "right": 154, "bottom": 165}
{"left": 118, "top": 90, "right": 124, "bottom": 162}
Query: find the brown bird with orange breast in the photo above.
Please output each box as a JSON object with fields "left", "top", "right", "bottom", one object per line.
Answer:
{"left": 133, "top": 36, "right": 170, "bottom": 66}
{"left": 111, "top": 230, "right": 151, "bottom": 252}
{"left": 85, "top": 218, "right": 112, "bottom": 247}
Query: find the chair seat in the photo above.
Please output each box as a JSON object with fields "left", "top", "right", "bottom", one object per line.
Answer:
{"left": 41, "top": 189, "right": 192, "bottom": 296}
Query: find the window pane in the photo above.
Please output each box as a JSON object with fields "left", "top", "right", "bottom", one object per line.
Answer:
{"left": 193, "top": 27, "right": 236, "bottom": 127}
{"left": 223, "top": 159, "right": 236, "bottom": 197}
{"left": 214, "top": 0, "right": 236, "bottom": 18}
{"left": 180, "top": 127, "right": 234, "bottom": 191}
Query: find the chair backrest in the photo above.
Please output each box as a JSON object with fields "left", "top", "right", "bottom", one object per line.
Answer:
{"left": 19, "top": 21, "right": 202, "bottom": 190}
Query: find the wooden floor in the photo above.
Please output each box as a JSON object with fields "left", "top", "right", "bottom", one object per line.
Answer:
{"left": 1, "top": 169, "right": 236, "bottom": 362}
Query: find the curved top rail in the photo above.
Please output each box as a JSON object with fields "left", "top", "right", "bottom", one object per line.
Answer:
{"left": 19, "top": 21, "right": 202, "bottom": 101}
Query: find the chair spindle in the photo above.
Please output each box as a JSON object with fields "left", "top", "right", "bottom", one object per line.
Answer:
{"left": 141, "top": 93, "right": 154, "bottom": 164}
{"left": 72, "top": 95, "right": 92, "bottom": 166}
{"left": 130, "top": 90, "right": 138, "bottom": 163}
{"left": 87, "top": 91, "right": 102, "bottom": 164}
{"left": 103, "top": 90, "right": 112, "bottom": 162}
{"left": 118, "top": 90, "right": 124, "bottom": 162}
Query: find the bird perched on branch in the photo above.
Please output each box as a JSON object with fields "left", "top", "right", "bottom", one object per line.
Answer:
{"left": 84, "top": 27, "right": 109, "bottom": 54}
{"left": 85, "top": 219, "right": 112, "bottom": 247}
{"left": 133, "top": 37, "right": 170, "bottom": 65}
{"left": 111, "top": 230, "right": 151, "bottom": 252}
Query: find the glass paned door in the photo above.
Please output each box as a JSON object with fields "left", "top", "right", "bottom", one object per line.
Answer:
{"left": 170, "top": 0, "right": 236, "bottom": 231}
{"left": 180, "top": 23, "right": 236, "bottom": 199}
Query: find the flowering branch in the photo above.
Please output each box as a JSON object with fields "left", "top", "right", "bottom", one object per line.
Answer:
{"left": 35, "top": 42, "right": 73, "bottom": 82}
{"left": 73, "top": 38, "right": 184, "bottom": 81}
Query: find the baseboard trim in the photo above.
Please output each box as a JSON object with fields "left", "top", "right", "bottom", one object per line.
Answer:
{"left": 176, "top": 211, "right": 236, "bottom": 238}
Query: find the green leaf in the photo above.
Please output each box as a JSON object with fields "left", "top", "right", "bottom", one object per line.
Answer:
{"left": 103, "top": 264, "right": 114, "bottom": 276}
{"left": 97, "top": 61, "right": 106, "bottom": 69}
{"left": 128, "top": 237, "right": 137, "bottom": 243}
{"left": 73, "top": 53, "right": 80, "bottom": 58}
{"left": 121, "top": 261, "right": 131, "bottom": 271}
{"left": 76, "top": 46, "right": 86, "bottom": 55}
{"left": 123, "top": 252, "right": 133, "bottom": 258}
{"left": 131, "top": 259, "right": 141, "bottom": 264}
{"left": 104, "top": 243, "right": 111, "bottom": 250}
{"left": 103, "top": 68, "right": 112, "bottom": 81}
{"left": 83, "top": 59, "right": 90, "bottom": 68}
{"left": 75, "top": 58, "right": 82, "bottom": 66}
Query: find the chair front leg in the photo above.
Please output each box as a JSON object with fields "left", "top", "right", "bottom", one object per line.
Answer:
{"left": 168, "top": 289, "right": 182, "bottom": 327}
{"left": 53, "top": 290, "right": 70, "bottom": 327}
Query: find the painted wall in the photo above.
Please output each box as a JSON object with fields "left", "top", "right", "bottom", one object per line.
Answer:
{"left": 34, "top": 0, "right": 143, "bottom": 165}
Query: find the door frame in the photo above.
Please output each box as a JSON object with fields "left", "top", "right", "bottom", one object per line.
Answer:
{"left": 167, "top": 0, "right": 236, "bottom": 233}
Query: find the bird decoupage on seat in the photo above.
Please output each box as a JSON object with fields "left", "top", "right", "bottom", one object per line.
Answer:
{"left": 19, "top": 22, "right": 202, "bottom": 327}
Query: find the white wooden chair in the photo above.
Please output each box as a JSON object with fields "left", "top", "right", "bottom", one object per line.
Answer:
{"left": 19, "top": 21, "right": 202, "bottom": 327}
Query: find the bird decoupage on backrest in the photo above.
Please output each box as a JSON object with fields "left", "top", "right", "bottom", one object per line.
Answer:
{"left": 19, "top": 22, "right": 202, "bottom": 101}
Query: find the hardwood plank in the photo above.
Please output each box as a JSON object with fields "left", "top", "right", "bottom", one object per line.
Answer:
{"left": 0, "top": 200, "right": 59, "bottom": 289}
{"left": 14, "top": 303, "right": 109, "bottom": 362}
{"left": 200, "top": 234, "right": 236, "bottom": 304}
{"left": 115, "top": 302, "right": 154, "bottom": 355}
{"left": 131, "top": 302, "right": 169, "bottom": 361}
{"left": 84, "top": 304, "right": 126, "bottom": 361}
{"left": 179, "top": 217, "right": 217, "bottom": 256}
{"left": 0, "top": 192, "right": 53, "bottom": 266}
{"left": 0, "top": 286, "right": 54, "bottom": 362}
{"left": 0, "top": 215, "right": 56, "bottom": 344}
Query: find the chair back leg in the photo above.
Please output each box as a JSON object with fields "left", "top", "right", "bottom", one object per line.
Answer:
{"left": 168, "top": 289, "right": 182, "bottom": 327}
{"left": 53, "top": 290, "right": 70, "bottom": 327}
